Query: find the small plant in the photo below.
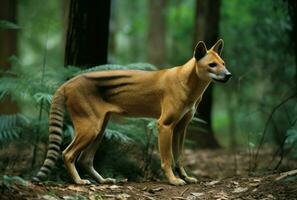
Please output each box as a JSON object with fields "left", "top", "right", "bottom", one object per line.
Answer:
{"left": 0, "top": 114, "right": 29, "bottom": 145}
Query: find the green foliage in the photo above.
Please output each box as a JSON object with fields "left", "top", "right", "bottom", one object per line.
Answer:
{"left": 105, "top": 129, "right": 134, "bottom": 143}
{"left": 0, "top": 114, "right": 29, "bottom": 144}
{"left": 0, "top": 20, "right": 20, "bottom": 30}
{"left": 2, "top": 175, "right": 28, "bottom": 187}
{"left": 214, "top": 0, "right": 296, "bottom": 151}
{"left": 17, "top": 0, "right": 64, "bottom": 67}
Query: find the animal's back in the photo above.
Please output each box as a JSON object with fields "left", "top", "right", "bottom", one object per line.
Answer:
{"left": 63, "top": 69, "right": 165, "bottom": 118}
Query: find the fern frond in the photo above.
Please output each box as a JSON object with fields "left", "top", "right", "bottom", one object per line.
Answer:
{"left": 0, "top": 113, "right": 29, "bottom": 143}
{"left": 105, "top": 129, "right": 134, "bottom": 143}
{"left": 33, "top": 92, "right": 53, "bottom": 105}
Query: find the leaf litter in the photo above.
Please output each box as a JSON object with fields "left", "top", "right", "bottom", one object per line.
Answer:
{"left": 1, "top": 149, "right": 297, "bottom": 199}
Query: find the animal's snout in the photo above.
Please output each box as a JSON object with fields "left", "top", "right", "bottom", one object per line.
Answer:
{"left": 208, "top": 69, "right": 232, "bottom": 83}
{"left": 218, "top": 70, "right": 232, "bottom": 83}
{"left": 224, "top": 72, "right": 232, "bottom": 81}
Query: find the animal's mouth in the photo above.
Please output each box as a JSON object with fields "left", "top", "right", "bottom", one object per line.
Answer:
{"left": 208, "top": 73, "right": 232, "bottom": 83}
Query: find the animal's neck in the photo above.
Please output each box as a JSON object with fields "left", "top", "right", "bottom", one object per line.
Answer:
{"left": 178, "top": 58, "right": 211, "bottom": 100}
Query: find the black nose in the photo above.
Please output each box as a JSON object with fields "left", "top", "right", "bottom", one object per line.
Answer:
{"left": 225, "top": 73, "right": 232, "bottom": 80}
{"left": 221, "top": 72, "right": 232, "bottom": 83}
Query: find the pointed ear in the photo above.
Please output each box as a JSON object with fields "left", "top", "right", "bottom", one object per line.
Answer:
{"left": 211, "top": 39, "right": 224, "bottom": 55}
{"left": 194, "top": 41, "right": 207, "bottom": 60}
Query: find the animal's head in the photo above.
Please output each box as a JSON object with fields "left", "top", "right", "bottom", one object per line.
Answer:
{"left": 193, "top": 39, "right": 231, "bottom": 83}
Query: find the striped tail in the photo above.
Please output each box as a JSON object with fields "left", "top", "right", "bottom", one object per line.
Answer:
{"left": 32, "top": 88, "right": 65, "bottom": 182}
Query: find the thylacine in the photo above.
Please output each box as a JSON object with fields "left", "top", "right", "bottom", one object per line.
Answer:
{"left": 33, "top": 39, "right": 231, "bottom": 186}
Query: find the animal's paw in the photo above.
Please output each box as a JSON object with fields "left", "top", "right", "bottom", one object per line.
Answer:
{"left": 101, "top": 178, "right": 116, "bottom": 184}
{"left": 169, "top": 178, "right": 187, "bottom": 186}
{"left": 76, "top": 179, "right": 91, "bottom": 185}
{"left": 184, "top": 176, "right": 198, "bottom": 184}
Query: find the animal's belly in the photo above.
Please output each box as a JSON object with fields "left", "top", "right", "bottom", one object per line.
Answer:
{"left": 109, "top": 92, "right": 162, "bottom": 118}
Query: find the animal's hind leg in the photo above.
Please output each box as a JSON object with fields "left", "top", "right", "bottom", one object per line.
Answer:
{"left": 77, "top": 113, "right": 116, "bottom": 184}
{"left": 62, "top": 119, "right": 99, "bottom": 185}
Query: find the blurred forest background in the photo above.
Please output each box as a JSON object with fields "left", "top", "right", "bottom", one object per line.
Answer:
{"left": 0, "top": 0, "right": 297, "bottom": 182}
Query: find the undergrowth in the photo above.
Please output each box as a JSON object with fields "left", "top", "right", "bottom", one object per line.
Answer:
{"left": 0, "top": 59, "right": 163, "bottom": 181}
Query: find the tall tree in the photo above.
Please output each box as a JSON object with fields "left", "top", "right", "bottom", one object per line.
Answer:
{"left": 285, "top": 0, "right": 297, "bottom": 84}
{"left": 65, "top": 0, "right": 111, "bottom": 68}
{"left": 0, "top": 0, "right": 19, "bottom": 114}
{"left": 148, "top": 0, "right": 167, "bottom": 66}
{"left": 189, "top": 0, "right": 221, "bottom": 148}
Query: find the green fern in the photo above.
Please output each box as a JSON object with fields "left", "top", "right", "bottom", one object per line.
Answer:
{"left": 105, "top": 129, "right": 134, "bottom": 143}
{"left": 0, "top": 114, "right": 29, "bottom": 143}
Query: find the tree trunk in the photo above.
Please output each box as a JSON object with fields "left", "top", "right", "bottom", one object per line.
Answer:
{"left": 65, "top": 0, "right": 111, "bottom": 68}
{"left": 0, "top": 0, "right": 19, "bottom": 114}
{"left": 188, "top": 0, "right": 221, "bottom": 148}
{"left": 148, "top": 0, "right": 167, "bottom": 66}
{"left": 285, "top": 0, "right": 297, "bottom": 84}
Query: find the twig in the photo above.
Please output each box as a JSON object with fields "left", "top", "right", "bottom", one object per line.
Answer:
{"left": 180, "top": 187, "right": 190, "bottom": 196}
{"left": 172, "top": 197, "right": 187, "bottom": 200}
{"left": 253, "top": 93, "right": 297, "bottom": 170}
{"left": 275, "top": 169, "right": 297, "bottom": 181}
{"left": 138, "top": 193, "right": 156, "bottom": 200}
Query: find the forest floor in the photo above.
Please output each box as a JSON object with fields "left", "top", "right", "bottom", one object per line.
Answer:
{"left": 1, "top": 148, "right": 297, "bottom": 200}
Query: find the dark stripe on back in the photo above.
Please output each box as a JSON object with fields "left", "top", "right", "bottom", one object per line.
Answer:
{"left": 99, "top": 83, "right": 131, "bottom": 90}
{"left": 85, "top": 75, "right": 131, "bottom": 81}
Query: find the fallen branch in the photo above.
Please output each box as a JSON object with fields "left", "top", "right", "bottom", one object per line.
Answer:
{"left": 275, "top": 169, "right": 297, "bottom": 181}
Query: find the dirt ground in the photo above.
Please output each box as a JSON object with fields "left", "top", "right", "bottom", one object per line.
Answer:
{"left": 0, "top": 148, "right": 297, "bottom": 200}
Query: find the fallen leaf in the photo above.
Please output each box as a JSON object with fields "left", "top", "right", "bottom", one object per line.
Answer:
{"left": 231, "top": 181, "right": 239, "bottom": 185}
{"left": 232, "top": 187, "right": 248, "bottom": 193}
{"left": 148, "top": 187, "right": 164, "bottom": 193}
{"left": 250, "top": 178, "right": 261, "bottom": 182}
{"left": 127, "top": 186, "right": 134, "bottom": 191}
{"left": 89, "top": 186, "right": 97, "bottom": 192}
{"left": 103, "top": 194, "right": 116, "bottom": 198}
{"left": 249, "top": 182, "right": 260, "bottom": 187}
{"left": 190, "top": 192, "right": 204, "bottom": 197}
{"left": 63, "top": 196, "right": 78, "bottom": 200}
{"left": 89, "top": 194, "right": 104, "bottom": 200}
{"left": 214, "top": 191, "right": 229, "bottom": 200}
{"left": 118, "top": 178, "right": 128, "bottom": 183}
{"left": 109, "top": 185, "right": 121, "bottom": 190}
{"left": 267, "top": 194, "right": 275, "bottom": 199}
{"left": 42, "top": 195, "right": 58, "bottom": 200}
{"left": 66, "top": 185, "right": 87, "bottom": 193}
{"left": 172, "top": 197, "right": 187, "bottom": 200}
{"left": 205, "top": 180, "right": 220, "bottom": 186}
{"left": 142, "top": 186, "right": 148, "bottom": 191}
{"left": 116, "top": 193, "right": 131, "bottom": 200}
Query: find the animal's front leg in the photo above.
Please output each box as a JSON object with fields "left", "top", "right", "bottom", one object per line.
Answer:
{"left": 173, "top": 110, "right": 198, "bottom": 184}
{"left": 157, "top": 120, "right": 186, "bottom": 186}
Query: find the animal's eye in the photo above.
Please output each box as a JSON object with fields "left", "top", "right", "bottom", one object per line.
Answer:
{"left": 209, "top": 63, "right": 217, "bottom": 68}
